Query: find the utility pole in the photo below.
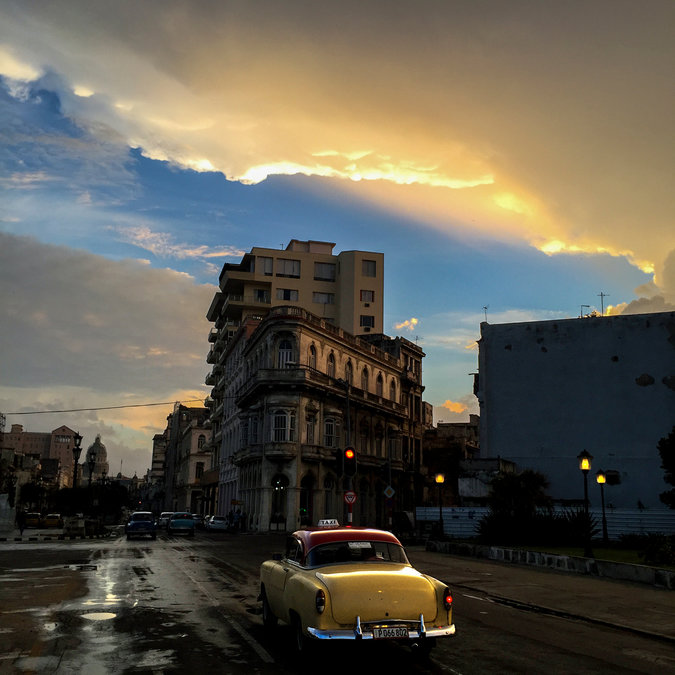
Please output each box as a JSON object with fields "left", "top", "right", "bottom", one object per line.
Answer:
{"left": 597, "top": 292, "right": 609, "bottom": 316}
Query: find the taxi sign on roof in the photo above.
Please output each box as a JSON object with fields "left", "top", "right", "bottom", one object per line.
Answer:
{"left": 317, "top": 519, "right": 340, "bottom": 528}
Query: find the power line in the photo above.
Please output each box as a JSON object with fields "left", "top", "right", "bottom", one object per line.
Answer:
{"left": 4, "top": 399, "right": 206, "bottom": 415}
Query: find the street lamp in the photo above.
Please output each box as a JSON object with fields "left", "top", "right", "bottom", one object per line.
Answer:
{"left": 435, "top": 473, "right": 445, "bottom": 539}
{"left": 577, "top": 450, "right": 594, "bottom": 558}
{"left": 72, "top": 432, "right": 83, "bottom": 489}
{"left": 87, "top": 445, "right": 97, "bottom": 489}
{"left": 596, "top": 470, "right": 609, "bottom": 545}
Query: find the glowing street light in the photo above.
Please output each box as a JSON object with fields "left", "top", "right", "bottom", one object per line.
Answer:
{"left": 596, "top": 469, "right": 609, "bottom": 545}
{"left": 435, "top": 473, "right": 445, "bottom": 538}
{"left": 577, "top": 450, "right": 594, "bottom": 558}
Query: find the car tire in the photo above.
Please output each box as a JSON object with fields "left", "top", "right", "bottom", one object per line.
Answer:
{"left": 126, "top": 534, "right": 131, "bottom": 540}
{"left": 151, "top": 533, "right": 157, "bottom": 540}
{"left": 261, "top": 590, "right": 277, "bottom": 630}
{"left": 292, "top": 615, "right": 311, "bottom": 653}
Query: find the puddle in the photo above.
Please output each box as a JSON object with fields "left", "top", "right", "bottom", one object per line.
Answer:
{"left": 81, "top": 612, "right": 117, "bottom": 621}
{"left": 43, "top": 622, "right": 58, "bottom": 632}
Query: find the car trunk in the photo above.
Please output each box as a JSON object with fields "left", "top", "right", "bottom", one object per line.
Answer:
{"left": 315, "top": 564, "right": 438, "bottom": 624}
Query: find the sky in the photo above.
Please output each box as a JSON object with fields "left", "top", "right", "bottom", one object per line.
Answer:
{"left": 1, "top": 1, "right": 673, "bottom": 478}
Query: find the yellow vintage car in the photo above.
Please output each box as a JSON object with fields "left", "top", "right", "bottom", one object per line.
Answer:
{"left": 259, "top": 522, "right": 455, "bottom": 654}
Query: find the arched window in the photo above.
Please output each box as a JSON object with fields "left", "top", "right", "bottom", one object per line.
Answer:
{"left": 278, "top": 339, "right": 294, "bottom": 368}
{"left": 345, "top": 360, "right": 353, "bottom": 385}
{"left": 272, "top": 409, "right": 296, "bottom": 442}
{"left": 197, "top": 434, "right": 206, "bottom": 449}
{"left": 308, "top": 345, "right": 317, "bottom": 370}
{"left": 361, "top": 367, "right": 368, "bottom": 391}
{"left": 327, "top": 352, "right": 336, "bottom": 378}
{"left": 389, "top": 379, "right": 397, "bottom": 402}
{"left": 376, "top": 373, "right": 383, "bottom": 397}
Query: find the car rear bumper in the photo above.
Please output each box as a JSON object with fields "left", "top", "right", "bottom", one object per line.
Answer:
{"left": 307, "top": 614, "right": 455, "bottom": 641}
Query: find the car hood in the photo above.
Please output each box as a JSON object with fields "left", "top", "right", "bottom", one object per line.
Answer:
{"left": 315, "top": 564, "right": 438, "bottom": 624}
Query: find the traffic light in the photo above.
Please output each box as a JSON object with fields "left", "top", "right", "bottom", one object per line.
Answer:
{"left": 343, "top": 446, "right": 357, "bottom": 477}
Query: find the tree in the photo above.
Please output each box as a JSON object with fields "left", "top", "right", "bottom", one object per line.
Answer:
{"left": 657, "top": 425, "right": 675, "bottom": 509}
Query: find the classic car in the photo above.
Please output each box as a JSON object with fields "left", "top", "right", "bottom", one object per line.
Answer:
{"left": 158, "top": 511, "right": 174, "bottom": 528}
{"left": 206, "top": 515, "right": 229, "bottom": 531}
{"left": 259, "top": 522, "right": 454, "bottom": 654}
{"left": 24, "top": 512, "right": 42, "bottom": 528}
{"left": 125, "top": 511, "right": 157, "bottom": 540}
{"left": 167, "top": 512, "right": 195, "bottom": 537}
{"left": 43, "top": 513, "right": 63, "bottom": 528}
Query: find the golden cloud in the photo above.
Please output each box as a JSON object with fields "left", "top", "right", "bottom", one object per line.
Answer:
{"left": 441, "top": 400, "right": 468, "bottom": 414}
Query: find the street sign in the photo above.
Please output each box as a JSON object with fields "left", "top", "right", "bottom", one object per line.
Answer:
{"left": 344, "top": 490, "right": 357, "bottom": 505}
{"left": 383, "top": 485, "right": 395, "bottom": 499}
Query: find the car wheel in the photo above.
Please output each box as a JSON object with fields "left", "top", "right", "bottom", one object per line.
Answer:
{"left": 151, "top": 533, "right": 157, "bottom": 540}
{"left": 261, "top": 590, "right": 277, "bottom": 630}
{"left": 292, "top": 615, "right": 311, "bottom": 653}
{"left": 126, "top": 534, "right": 131, "bottom": 540}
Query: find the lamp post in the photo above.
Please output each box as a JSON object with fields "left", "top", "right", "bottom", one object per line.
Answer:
{"left": 71, "top": 432, "right": 83, "bottom": 489}
{"left": 87, "top": 447, "right": 97, "bottom": 489}
{"left": 596, "top": 470, "right": 609, "bottom": 545}
{"left": 577, "top": 450, "right": 594, "bottom": 558}
{"left": 435, "top": 473, "right": 445, "bottom": 538}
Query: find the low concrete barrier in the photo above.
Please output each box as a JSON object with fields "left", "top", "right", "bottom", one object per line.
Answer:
{"left": 426, "top": 540, "right": 675, "bottom": 590}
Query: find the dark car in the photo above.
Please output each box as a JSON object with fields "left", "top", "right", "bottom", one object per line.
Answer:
{"left": 167, "top": 512, "right": 195, "bottom": 537}
{"left": 125, "top": 511, "right": 157, "bottom": 540}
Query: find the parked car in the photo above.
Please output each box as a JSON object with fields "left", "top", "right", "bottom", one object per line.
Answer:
{"left": 192, "top": 514, "right": 205, "bottom": 530}
{"left": 25, "top": 513, "right": 42, "bottom": 528}
{"left": 167, "top": 512, "right": 195, "bottom": 537}
{"left": 125, "top": 511, "right": 157, "bottom": 540}
{"left": 259, "top": 521, "right": 455, "bottom": 654}
{"left": 158, "top": 512, "right": 174, "bottom": 528}
{"left": 206, "top": 515, "right": 229, "bottom": 531}
{"left": 43, "top": 513, "right": 63, "bottom": 528}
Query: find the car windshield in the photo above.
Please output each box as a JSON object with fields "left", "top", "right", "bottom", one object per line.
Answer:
{"left": 212, "top": 516, "right": 226, "bottom": 522}
{"left": 306, "top": 541, "right": 409, "bottom": 566}
{"left": 130, "top": 513, "right": 153, "bottom": 522}
{"left": 172, "top": 513, "right": 192, "bottom": 520}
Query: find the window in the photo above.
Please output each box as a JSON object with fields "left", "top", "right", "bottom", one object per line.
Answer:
{"left": 250, "top": 415, "right": 259, "bottom": 444}
{"left": 278, "top": 339, "right": 294, "bottom": 368}
{"left": 324, "top": 417, "right": 338, "bottom": 448}
{"left": 276, "top": 288, "right": 299, "bottom": 301}
{"left": 376, "top": 374, "right": 383, "bottom": 397}
{"left": 390, "top": 379, "right": 397, "bottom": 401}
{"left": 276, "top": 258, "right": 300, "bottom": 278}
{"left": 360, "top": 290, "right": 375, "bottom": 302}
{"left": 327, "top": 352, "right": 336, "bottom": 378}
{"left": 314, "top": 262, "right": 336, "bottom": 281}
{"left": 308, "top": 345, "right": 317, "bottom": 370}
{"left": 272, "top": 410, "right": 296, "bottom": 442}
{"left": 362, "top": 259, "right": 376, "bottom": 277}
{"left": 360, "top": 315, "right": 375, "bottom": 328}
{"left": 240, "top": 421, "right": 248, "bottom": 446}
{"left": 258, "top": 256, "right": 273, "bottom": 276}
{"left": 306, "top": 413, "right": 316, "bottom": 445}
{"left": 255, "top": 289, "right": 270, "bottom": 303}
{"left": 345, "top": 360, "right": 353, "bottom": 385}
{"left": 197, "top": 434, "right": 206, "bottom": 449}
{"left": 361, "top": 367, "right": 368, "bottom": 391}
{"left": 195, "top": 462, "right": 204, "bottom": 479}
{"left": 313, "top": 292, "right": 335, "bottom": 304}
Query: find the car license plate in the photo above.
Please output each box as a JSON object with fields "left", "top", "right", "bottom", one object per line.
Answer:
{"left": 372, "top": 626, "right": 409, "bottom": 639}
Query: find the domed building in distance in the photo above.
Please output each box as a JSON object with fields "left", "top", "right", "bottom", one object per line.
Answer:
{"left": 82, "top": 434, "right": 110, "bottom": 484}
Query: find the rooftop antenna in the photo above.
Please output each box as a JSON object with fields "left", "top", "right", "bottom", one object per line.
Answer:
{"left": 483, "top": 305, "right": 489, "bottom": 322}
{"left": 597, "top": 292, "right": 610, "bottom": 316}
{"left": 579, "top": 304, "right": 590, "bottom": 318}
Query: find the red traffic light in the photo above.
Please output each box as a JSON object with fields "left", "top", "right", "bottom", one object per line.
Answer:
{"left": 344, "top": 448, "right": 355, "bottom": 460}
{"left": 343, "top": 447, "right": 357, "bottom": 477}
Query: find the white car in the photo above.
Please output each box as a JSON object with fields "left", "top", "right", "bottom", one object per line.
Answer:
{"left": 158, "top": 512, "right": 174, "bottom": 528}
{"left": 206, "top": 515, "right": 229, "bottom": 531}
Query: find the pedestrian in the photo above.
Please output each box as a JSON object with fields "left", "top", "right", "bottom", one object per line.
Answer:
{"left": 16, "top": 509, "right": 26, "bottom": 535}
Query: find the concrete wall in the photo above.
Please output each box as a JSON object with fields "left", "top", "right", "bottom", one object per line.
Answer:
{"left": 476, "top": 311, "right": 675, "bottom": 509}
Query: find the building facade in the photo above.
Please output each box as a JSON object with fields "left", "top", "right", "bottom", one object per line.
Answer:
{"left": 475, "top": 311, "right": 675, "bottom": 512}
{"left": 209, "top": 305, "right": 428, "bottom": 532}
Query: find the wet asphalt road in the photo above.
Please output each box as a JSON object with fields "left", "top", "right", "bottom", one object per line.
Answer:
{"left": 1, "top": 531, "right": 674, "bottom": 674}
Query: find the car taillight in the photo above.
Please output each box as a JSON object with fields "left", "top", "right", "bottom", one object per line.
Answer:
{"left": 315, "top": 589, "right": 326, "bottom": 614}
{"left": 443, "top": 588, "right": 453, "bottom": 610}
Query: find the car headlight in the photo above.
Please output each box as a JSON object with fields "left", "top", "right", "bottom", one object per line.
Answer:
{"left": 315, "top": 589, "right": 326, "bottom": 614}
{"left": 443, "top": 587, "right": 453, "bottom": 610}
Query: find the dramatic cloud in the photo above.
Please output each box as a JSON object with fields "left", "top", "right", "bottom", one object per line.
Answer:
{"left": 0, "top": 0, "right": 671, "bottom": 295}
{"left": 0, "top": 233, "right": 214, "bottom": 476}
{"left": 394, "top": 318, "right": 419, "bottom": 332}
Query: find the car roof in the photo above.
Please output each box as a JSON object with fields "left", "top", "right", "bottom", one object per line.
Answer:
{"left": 293, "top": 527, "right": 402, "bottom": 549}
{"left": 131, "top": 511, "right": 153, "bottom": 515}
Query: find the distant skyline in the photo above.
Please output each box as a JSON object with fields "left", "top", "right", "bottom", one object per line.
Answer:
{"left": 1, "top": 1, "right": 673, "bottom": 477}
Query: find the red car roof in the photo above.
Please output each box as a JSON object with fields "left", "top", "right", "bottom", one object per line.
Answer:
{"left": 294, "top": 527, "right": 402, "bottom": 549}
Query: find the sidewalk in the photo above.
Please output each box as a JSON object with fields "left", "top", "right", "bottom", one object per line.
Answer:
{"left": 407, "top": 546, "right": 675, "bottom": 644}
